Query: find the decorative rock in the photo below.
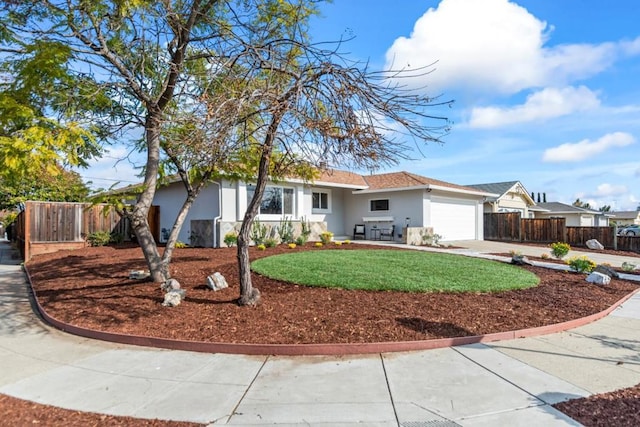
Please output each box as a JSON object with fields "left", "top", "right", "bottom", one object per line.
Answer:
{"left": 206, "top": 272, "right": 229, "bottom": 291}
{"left": 586, "top": 239, "right": 604, "bottom": 250}
{"left": 621, "top": 261, "right": 637, "bottom": 272}
{"left": 161, "top": 278, "right": 181, "bottom": 292}
{"left": 586, "top": 271, "right": 611, "bottom": 285}
{"left": 162, "top": 289, "right": 186, "bottom": 307}
{"left": 593, "top": 265, "right": 620, "bottom": 279}
{"left": 511, "top": 255, "right": 533, "bottom": 266}
{"left": 129, "top": 270, "right": 150, "bottom": 280}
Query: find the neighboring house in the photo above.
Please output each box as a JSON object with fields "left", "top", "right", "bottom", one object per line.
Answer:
{"left": 609, "top": 210, "right": 640, "bottom": 226}
{"left": 465, "top": 181, "right": 544, "bottom": 218}
{"left": 535, "top": 202, "right": 611, "bottom": 226}
{"left": 151, "top": 170, "right": 495, "bottom": 247}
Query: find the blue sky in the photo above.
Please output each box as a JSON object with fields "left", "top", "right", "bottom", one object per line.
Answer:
{"left": 80, "top": 0, "right": 640, "bottom": 210}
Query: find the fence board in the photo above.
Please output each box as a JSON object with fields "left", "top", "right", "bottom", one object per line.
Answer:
{"left": 11, "top": 201, "right": 160, "bottom": 260}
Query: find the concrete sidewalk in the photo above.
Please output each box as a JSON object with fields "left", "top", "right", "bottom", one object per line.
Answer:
{"left": 1, "top": 238, "right": 639, "bottom": 426}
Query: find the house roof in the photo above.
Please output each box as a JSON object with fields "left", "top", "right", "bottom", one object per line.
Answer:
{"left": 536, "top": 202, "right": 601, "bottom": 215}
{"left": 466, "top": 181, "right": 519, "bottom": 195}
{"left": 609, "top": 210, "right": 640, "bottom": 220}
{"left": 313, "top": 169, "right": 368, "bottom": 188}
{"left": 353, "top": 171, "right": 495, "bottom": 196}
{"left": 466, "top": 180, "right": 537, "bottom": 205}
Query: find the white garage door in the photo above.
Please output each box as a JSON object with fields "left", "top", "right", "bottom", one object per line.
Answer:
{"left": 431, "top": 197, "right": 477, "bottom": 241}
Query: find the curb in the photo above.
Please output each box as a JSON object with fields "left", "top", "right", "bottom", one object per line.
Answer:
{"left": 24, "top": 266, "right": 640, "bottom": 356}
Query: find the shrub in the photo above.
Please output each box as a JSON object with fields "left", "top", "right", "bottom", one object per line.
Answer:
{"left": 287, "top": 243, "right": 296, "bottom": 249}
{"left": 319, "top": 231, "right": 333, "bottom": 245}
{"left": 334, "top": 241, "right": 342, "bottom": 246}
{"left": 250, "top": 219, "right": 269, "bottom": 246}
{"left": 87, "top": 231, "right": 111, "bottom": 247}
{"left": 621, "top": 262, "right": 637, "bottom": 272}
{"left": 265, "top": 237, "right": 278, "bottom": 248}
{"left": 277, "top": 217, "right": 295, "bottom": 244}
{"left": 223, "top": 232, "right": 238, "bottom": 247}
{"left": 174, "top": 241, "right": 188, "bottom": 248}
{"left": 550, "top": 242, "right": 571, "bottom": 259}
{"left": 540, "top": 253, "right": 550, "bottom": 259}
{"left": 257, "top": 244, "right": 266, "bottom": 251}
{"left": 567, "top": 256, "right": 596, "bottom": 273}
{"left": 343, "top": 239, "right": 351, "bottom": 244}
{"left": 315, "top": 242, "right": 323, "bottom": 247}
{"left": 109, "top": 232, "right": 124, "bottom": 244}
{"left": 295, "top": 236, "right": 306, "bottom": 246}
{"left": 299, "top": 216, "right": 312, "bottom": 241}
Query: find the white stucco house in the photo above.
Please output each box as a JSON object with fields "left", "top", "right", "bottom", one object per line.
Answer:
{"left": 151, "top": 169, "right": 496, "bottom": 247}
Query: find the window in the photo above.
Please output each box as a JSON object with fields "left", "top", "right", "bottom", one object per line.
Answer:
{"left": 247, "top": 185, "right": 294, "bottom": 216}
{"left": 370, "top": 199, "right": 389, "bottom": 211}
{"left": 312, "top": 189, "right": 331, "bottom": 213}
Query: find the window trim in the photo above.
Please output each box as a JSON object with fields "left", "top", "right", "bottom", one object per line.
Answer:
{"left": 246, "top": 184, "right": 296, "bottom": 218}
{"left": 311, "top": 188, "right": 332, "bottom": 214}
{"left": 369, "top": 198, "right": 390, "bottom": 212}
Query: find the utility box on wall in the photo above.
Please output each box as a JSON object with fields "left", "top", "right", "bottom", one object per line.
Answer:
{"left": 189, "top": 220, "right": 214, "bottom": 247}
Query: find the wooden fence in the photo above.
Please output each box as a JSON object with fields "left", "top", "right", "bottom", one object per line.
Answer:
{"left": 484, "top": 212, "right": 639, "bottom": 252}
{"left": 14, "top": 201, "right": 159, "bottom": 261}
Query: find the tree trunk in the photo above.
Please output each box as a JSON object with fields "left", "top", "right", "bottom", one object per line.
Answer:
{"left": 237, "top": 218, "right": 260, "bottom": 306}
{"left": 161, "top": 192, "right": 198, "bottom": 269}
{"left": 133, "top": 112, "right": 167, "bottom": 283}
{"left": 236, "top": 111, "right": 284, "bottom": 306}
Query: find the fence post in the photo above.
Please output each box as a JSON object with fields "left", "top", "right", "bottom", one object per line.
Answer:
{"left": 613, "top": 224, "right": 618, "bottom": 251}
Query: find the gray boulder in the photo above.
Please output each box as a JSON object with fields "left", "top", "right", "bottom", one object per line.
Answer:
{"left": 162, "top": 289, "right": 186, "bottom": 307}
{"left": 586, "top": 239, "right": 604, "bottom": 250}
{"left": 161, "top": 278, "right": 181, "bottom": 292}
{"left": 206, "top": 272, "right": 229, "bottom": 291}
{"left": 586, "top": 271, "right": 611, "bottom": 285}
{"left": 511, "top": 255, "right": 533, "bottom": 266}
{"left": 593, "top": 264, "right": 620, "bottom": 279}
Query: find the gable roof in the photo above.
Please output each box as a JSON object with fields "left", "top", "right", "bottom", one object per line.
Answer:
{"left": 466, "top": 180, "right": 536, "bottom": 205}
{"left": 466, "top": 181, "right": 519, "bottom": 195}
{"left": 537, "top": 202, "right": 601, "bottom": 214}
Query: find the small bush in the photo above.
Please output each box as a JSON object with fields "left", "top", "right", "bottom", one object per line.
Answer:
{"left": 87, "top": 231, "right": 111, "bottom": 247}
{"left": 174, "top": 241, "right": 188, "bottom": 248}
{"left": 334, "top": 241, "right": 343, "bottom": 246}
{"left": 257, "top": 244, "right": 266, "bottom": 251}
{"left": 223, "top": 232, "right": 238, "bottom": 247}
{"left": 265, "top": 237, "right": 278, "bottom": 248}
{"left": 250, "top": 219, "right": 269, "bottom": 246}
{"left": 295, "top": 236, "right": 306, "bottom": 246}
{"left": 287, "top": 243, "right": 296, "bottom": 249}
{"left": 540, "top": 253, "right": 550, "bottom": 260}
{"left": 621, "top": 261, "right": 637, "bottom": 272}
{"left": 343, "top": 239, "right": 351, "bottom": 244}
{"left": 319, "top": 231, "right": 333, "bottom": 245}
{"left": 567, "top": 256, "right": 596, "bottom": 273}
{"left": 278, "top": 217, "right": 295, "bottom": 244}
{"left": 550, "top": 242, "right": 571, "bottom": 259}
{"left": 315, "top": 242, "right": 323, "bottom": 247}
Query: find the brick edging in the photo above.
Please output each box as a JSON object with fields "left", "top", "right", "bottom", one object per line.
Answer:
{"left": 24, "top": 266, "right": 640, "bottom": 356}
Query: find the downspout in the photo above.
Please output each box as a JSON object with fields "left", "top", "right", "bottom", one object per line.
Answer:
{"left": 212, "top": 181, "right": 222, "bottom": 248}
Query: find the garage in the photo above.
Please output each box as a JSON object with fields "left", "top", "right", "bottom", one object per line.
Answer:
{"left": 430, "top": 197, "right": 478, "bottom": 241}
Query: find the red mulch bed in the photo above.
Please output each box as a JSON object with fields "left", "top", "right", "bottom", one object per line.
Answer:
{"left": 9, "top": 242, "right": 640, "bottom": 425}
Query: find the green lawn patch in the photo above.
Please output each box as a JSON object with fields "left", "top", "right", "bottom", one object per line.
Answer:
{"left": 251, "top": 249, "right": 539, "bottom": 293}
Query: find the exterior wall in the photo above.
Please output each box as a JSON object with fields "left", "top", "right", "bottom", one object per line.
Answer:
{"left": 307, "top": 186, "right": 346, "bottom": 236}
{"left": 153, "top": 181, "right": 221, "bottom": 245}
{"left": 343, "top": 189, "right": 424, "bottom": 240}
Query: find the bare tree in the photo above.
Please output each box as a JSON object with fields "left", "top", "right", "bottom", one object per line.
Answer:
{"left": 220, "top": 36, "right": 453, "bottom": 305}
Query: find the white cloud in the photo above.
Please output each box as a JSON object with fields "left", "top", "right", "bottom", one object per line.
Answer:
{"left": 468, "top": 86, "right": 600, "bottom": 128}
{"left": 542, "top": 132, "right": 635, "bottom": 162}
{"left": 385, "top": 0, "right": 619, "bottom": 94}
{"left": 589, "top": 183, "right": 628, "bottom": 198}
{"left": 74, "top": 145, "right": 143, "bottom": 190}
